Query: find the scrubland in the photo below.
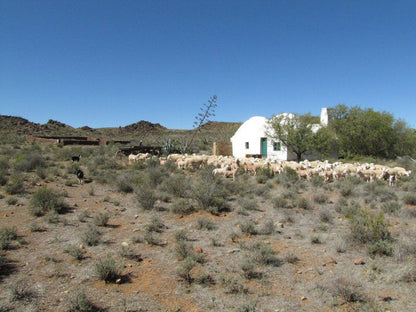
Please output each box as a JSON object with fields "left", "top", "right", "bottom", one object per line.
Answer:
{"left": 0, "top": 140, "right": 415, "bottom": 312}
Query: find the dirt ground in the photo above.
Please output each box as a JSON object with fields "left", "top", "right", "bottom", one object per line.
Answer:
{"left": 1, "top": 151, "right": 416, "bottom": 312}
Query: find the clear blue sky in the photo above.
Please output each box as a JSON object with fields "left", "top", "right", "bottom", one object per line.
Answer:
{"left": 1, "top": 0, "right": 415, "bottom": 129}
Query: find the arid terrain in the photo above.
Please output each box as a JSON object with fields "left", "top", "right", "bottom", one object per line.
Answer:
{"left": 0, "top": 116, "right": 415, "bottom": 312}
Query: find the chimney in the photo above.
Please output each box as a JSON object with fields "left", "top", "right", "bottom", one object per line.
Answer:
{"left": 320, "top": 108, "right": 328, "bottom": 127}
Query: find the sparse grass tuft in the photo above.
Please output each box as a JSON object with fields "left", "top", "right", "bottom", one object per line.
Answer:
{"left": 94, "top": 255, "right": 123, "bottom": 283}
{"left": 93, "top": 212, "right": 110, "bottom": 227}
{"left": 80, "top": 225, "right": 102, "bottom": 246}
{"left": 29, "top": 186, "right": 66, "bottom": 216}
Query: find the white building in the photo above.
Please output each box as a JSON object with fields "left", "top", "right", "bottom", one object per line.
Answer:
{"left": 230, "top": 108, "right": 328, "bottom": 161}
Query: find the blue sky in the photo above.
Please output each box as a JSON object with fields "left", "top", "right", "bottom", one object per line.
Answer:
{"left": 1, "top": 0, "right": 415, "bottom": 129}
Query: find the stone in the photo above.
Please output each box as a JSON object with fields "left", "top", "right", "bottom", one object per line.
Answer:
{"left": 354, "top": 258, "right": 365, "bottom": 265}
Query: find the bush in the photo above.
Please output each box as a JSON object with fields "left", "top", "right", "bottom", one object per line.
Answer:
{"left": 381, "top": 201, "right": 402, "bottom": 215}
{"left": 136, "top": 185, "right": 157, "bottom": 210}
{"left": 0, "top": 172, "right": 8, "bottom": 186}
{"left": 94, "top": 255, "right": 123, "bottom": 283}
{"left": 161, "top": 173, "right": 189, "bottom": 197}
{"left": 349, "top": 209, "right": 391, "bottom": 244}
{"left": 248, "top": 241, "right": 282, "bottom": 266}
{"left": 368, "top": 240, "right": 394, "bottom": 257}
{"left": 331, "top": 277, "right": 366, "bottom": 303}
{"left": 170, "top": 198, "right": 195, "bottom": 215}
{"left": 313, "top": 192, "right": 328, "bottom": 204}
{"left": 10, "top": 279, "right": 36, "bottom": 302}
{"left": 115, "top": 173, "right": 134, "bottom": 193}
{"left": 260, "top": 219, "right": 275, "bottom": 235}
{"left": 80, "top": 225, "right": 102, "bottom": 246}
{"left": 29, "top": 187, "right": 66, "bottom": 216}
{"left": 176, "top": 257, "right": 197, "bottom": 283}
{"left": 239, "top": 220, "right": 257, "bottom": 236}
{"left": 144, "top": 215, "right": 164, "bottom": 233}
{"left": 403, "top": 193, "right": 416, "bottom": 205}
{"left": 64, "top": 245, "right": 85, "bottom": 261}
{"left": 238, "top": 197, "right": 258, "bottom": 211}
{"left": 5, "top": 196, "right": 17, "bottom": 205}
{"left": 319, "top": 208, "right": 333, "bottom": 223}
{"left": 0, "top": 226, "right": 17, "bottom": 250}
{"left": 272, "top": 195, "right": 292, "bottom": 209}
{"left": 196, "top": 217, "right": 216, "bottom": 230}
{"left": 5, "top": 176, "right": 25, "bottom": 195}
{"left": 256, "top": 167, "right": 274, "bottom": 184}
{"left": 14, "top": 152, "right": 45, "bottom": 172}
{"left": 93, "top": 212, "right": 110, "bottom": 227}
{"left": 67, "top": 290, "right": 97, "bottom": 312}
{"left": 190, "top": 169, "right": 230, "bottom": 212}
{"left": 335, "top": 198, "right": 361, "bottom": 219}
{"left": 296, "top": 196, "right": 312, "bottom": 210}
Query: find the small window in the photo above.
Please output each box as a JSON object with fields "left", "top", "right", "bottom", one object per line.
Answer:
{"left": 245, "top": 142, "right": 249, "bottom": 149}
{"left": 273, "top": 141, "right": 281, "bottom": 151}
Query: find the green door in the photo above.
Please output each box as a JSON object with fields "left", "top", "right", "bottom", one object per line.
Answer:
{"left": 261, "top": 138, "right": 267, "bottom": 158}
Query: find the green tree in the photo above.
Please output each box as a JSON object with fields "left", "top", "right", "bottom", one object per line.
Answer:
{"left": 328, "top": 104, "right": 415, "bottom": 158}
{"left": 266, "top": 113, "right": 327, "bottom": 162}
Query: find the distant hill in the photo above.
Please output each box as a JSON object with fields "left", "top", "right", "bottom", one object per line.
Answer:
{"left": 0, "top": 115, "right": 241, "bottom": 149}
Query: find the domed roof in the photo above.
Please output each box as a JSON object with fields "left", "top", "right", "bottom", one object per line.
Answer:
{"left": 231, "top": 116, "right": 268, "bottom": 140}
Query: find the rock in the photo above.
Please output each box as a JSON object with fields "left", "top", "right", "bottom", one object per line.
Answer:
{"left": 301, "top": 296, "right": 307, "bottom": 301}
{"left": 116, "top": 278, "right": 122, "bottom": 284}
{"left": 195, "top": 246, "right": 203, "bottom": 253}
{"left": 327, "top": 257, "right": 337, "bottom": 264}
{"left": 382, "top": 296, "right": 393, "bottom": 302}
{"left": 226, "top": 249, "right": 240, "bottom": 254}
{"left": 354, "top": 258, "right": 365, "bottom": 265}
{"left": 121, "top": 242, "right": 129, "bottom": 247}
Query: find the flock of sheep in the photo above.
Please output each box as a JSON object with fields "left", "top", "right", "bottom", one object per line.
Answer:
{"left": 127, "top": 152, "right": 412, "bottom": 185}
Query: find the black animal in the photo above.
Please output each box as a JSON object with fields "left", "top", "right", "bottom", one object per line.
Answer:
{"left": 76, "top": 169, "right": 84, "bottom": 184}
{"left": 72, "top": 155, "right": 81, "bottom": 162}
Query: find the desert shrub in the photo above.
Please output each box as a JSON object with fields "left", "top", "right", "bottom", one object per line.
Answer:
{"left": 176, "top": 257, "right": 197, "bottom": 283}
{"left": 119, "top": 246, "right": 142, "bottom": 262}
{"left": 338, "top": 181, "right": 354, "bottom": 197}
{"left": 29, "top": 187, "right": 66, "bottom": 216}
{"left": 67, "top": 289, "right": 97, "bottom": 312}
{"left": 395, "top": 237, "right": 416, "bottom": 262}
{"left": 144, "top": 215, "right": 164, "bottom": 233}
{"left": 368, "top": 240, "right": 394, "bottom": 257}
{"left": 161, "top": 173, "right": 189, "bottom": 197}
{"left": 93, "top": 212, "right": 110, "bottom": 227}
{"left": 248, "top": 241, "right": 282, "bottom": 266}
{"left": 260, "top": 219, "right": 275, "bottom": 235}
{"left": 170, "top": 198, "right": 195, "bottom": 215}
{"left": 335, "top": 198, "right": 361, "bottom": 219}
{"left": 310, "top": 175, "right": 324, "bottom": 187}
{"left": 296, "top": 196, "right": 312, "bottom": 210}
{"left": 0, "top": 172, "right": 8, "bottom": 186}
{"left": 349, "top": 209, "right": 391, "bottom": 244}
{"left": 280, "top": 166, "right": 299, "bottom": 184}
{"left": 284, "top": 253, "right": 300, "bottom": 264}
{"left": 271, "top": 195, "right": 292, "bottom": 209}
{"left": 64, "top": 245, "right": 85, "bottom": 261}
{"left": 196, "top": 217, "right": 216, "bottom": 230}
{"left": 94, "top": 255, "right": 123, "bottom": 283}
{"left": 190, "top": 168, "right": 230, "bottom": 212}
{"left": 10, "top": 279, "right": 36, "bottom": 302}
{"left": 313, "top": 192, "right": 328, "bottom": 204}
{"left": 381, "top": 201, "right": 402, "bottom": 215}
{"left": 143, "top": 232, "right": 161, "bottom": 246}
{"left": 238, "top": 197, "right": 258, "bottom": 211}
{"left": 256, "top": 167, "right": 274, "bottom": 184}
{"left": 5, "top": 176, "right": 25, "bottom": 195}
{"left": 115, "top": 173, "right": 134, "bottom": 193}
{"left": 80, "top": 225, "right": 102, "bottom": 246}
{"left": 319, "top": 208, "right": 333, "bottom": 223}
{"left": 403, "top": 193, "right": 416, "bottom": 205}
{"left": 0, "top": 226, "right": 17, "bottom": 250}
{"left": 239, "top": 220, "right": 257, "bottom": 236}
{"left": 145, "top": 166, "right": 168, "bottom": 188}
{"left": 219, "top": 274, "right": 248, "bottom": 294}
{"left": 240, "top": 257, "right": 261, "bottom": 279}
{"left": 136, "top": 185, "right": 157, "bottom": 210}
{"left": 28, "top": 223, "right": 43, "bottom": 232}
{"left": 0, "top": 157, "right": 9, "bottom": 172}
{"left": 229, "top": 231, "right": 241, "bottom": 242}
{"left": 236, "top": 302, "right": 258, "bottom": 312}
{"left": 5, "top": 196, "right": 17, "bottom": 205}
{"left": 330, "top": 277, "right": 367, "bottom": 303}
{"left": 14, "top": 152, "right": 45, "bottom": 172}
{"left": 311, "top": 235, "right": 322, "bottom": 244}
{"left": 174, "top": 229, "right": 189, "bottom": 242}
{"left": 174, "top": 241, "right": 205, "bottom": 263}
{"left": 78, "top": 210, "right": 89, "bottom": 223}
